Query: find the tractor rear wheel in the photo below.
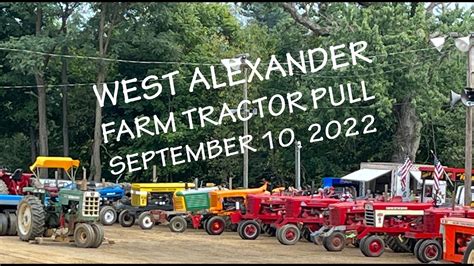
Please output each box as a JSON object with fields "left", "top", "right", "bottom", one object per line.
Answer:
{"left": 239, "top": 220, "right": 260, "bottom": 240}
{"left": 360, "top": 235, "right": 385, "bottom": 257}
{"left": 138, "top": 212, "right": 154, "bottom": 230}
{"left": 263, "top": 224, "right": 276, "bottom": 237}
{"left": 386, "top": 234, "right": 413, "bottom": 253}
{"left": 302, "top": 228, "right": 312, "bottom": 242}
{"left": 118, "top": 210, "right": 135, "bottom": 227}
{"left": 0, "top": 213, "right": 8, "bottom": 235}
{"left": 74, "top": 223, "right": 96, "bottom": 248}
{"left": 323, "top": 231, "right": 346, "bottom": 252}
{"left": 17, "top": 195, "right": 45, "bottom": 241}
{"left": 99, "top": 206, "right": 117, "bottom": 226}
{"left": 417, "top": 239, "right": 442, "bottom": 263}
{"left": 0, "top": 180, "right": 8, "bottom": 194}
{"left": 205, "top": 216, "right": 226, "bottom": 235}
{"left": 89, "top": 223, "right": 104, "bottom": 248}
{"left": 7, "top": 213, "right": 17, "bottom": 236}
{"left": 276, "top": 224, "right": 300, "bottom": 245}
{"left": 169, "top": 216, "right": 187, "bottom": 233}
{"left": 463, "top": 239, "right": 474, "bottom": 264}
{"left": 386, "top": 235, "right": 407, "bottom": 253}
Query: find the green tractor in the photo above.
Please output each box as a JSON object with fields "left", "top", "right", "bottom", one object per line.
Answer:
{"left": 17, "top": 156, "right": 104, "bottom": 248}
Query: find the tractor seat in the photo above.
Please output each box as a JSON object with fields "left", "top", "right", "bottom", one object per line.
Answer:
{"left": 12, "top": 169, "right": 23, "bottom": 181}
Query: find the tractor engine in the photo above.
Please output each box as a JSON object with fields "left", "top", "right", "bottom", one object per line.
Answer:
{"left": 364, "top": 202, "right": 432, "bottom": 228}
{"left": 57, "top": 190, "right": 100, "bottom": 227}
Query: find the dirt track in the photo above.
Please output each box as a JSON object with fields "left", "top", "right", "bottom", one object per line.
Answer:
{"left": 0, "top": 224, "right": 420, "bottom": 264}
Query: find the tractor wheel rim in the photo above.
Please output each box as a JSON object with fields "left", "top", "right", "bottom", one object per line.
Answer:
{"left": 18, "top": 204, "right": 31, "bottom": 235}
{"left": 173, "top": 221, "right": 183, "bottom": 230}
{"left": 332, "top": 236, "right": 342, "bottom": 247}
{"left": 425, "top": 245, "right": 438, "bottom": 259}
{"left": 78, "top": 228, "right": 88, "bottom": 243}
{"left": 285, "top": 229, "right": 296, "bottom": 241}
{"left": 104, "top": 211, "right": 115, "bottom": 223}
{"left": 369, "top": 240, "right": 382, "bottom": 254}
{"left": 244, "top": 224, "right": 257, "bottom": 238}
{"left": 143, "top": 217, "right": 153, "bottom": 227}
{"left": 211, "top": 221, "right": 223, "bottom": 233}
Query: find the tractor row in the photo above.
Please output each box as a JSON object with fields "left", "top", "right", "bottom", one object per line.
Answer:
{"left": 116, "top": 178, "right": 474, "bottom": 264}
{"left": 2, "top": 156, "right": 474, "bottom": 263}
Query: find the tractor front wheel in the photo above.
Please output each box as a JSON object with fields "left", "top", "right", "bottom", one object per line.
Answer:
{"left": 239, "top": 220, "right": 260, "bottom": 240}
{"left": 417, "top": 239, "right": 442, "bottom": 263}
{"left": 360, "top": 235, "right": 385, "bottom": 257}
{"left": 276, "top": 224, "right": 300, "bottom": 245}
{"left": 99, "top": 206, "right": 117, "bottom": 226}
{"left": 90, "top": 223, "right": 105, "bottom": 248}
{"left": 118, "top": 210, "right": 135, "bottom": 227}
{"left": 17, "top": 195, "right": 45, "bottom": 241}
{"left": 413, "top": 239, "right": 426, "bottom": 256}
{"left": 74, "top": 223, "right": 96, "bottom": 248}
{"left": 205, "top": 216, "right": 226, "bottom": 235}
{"left": 138, "top": 212, "right": 154, "bottom": 230}
{"left": 169, "top": 216, "right": 187, "bottom": 233}
{"left": 323, "top": 231, "right": 346, "bottom": 252}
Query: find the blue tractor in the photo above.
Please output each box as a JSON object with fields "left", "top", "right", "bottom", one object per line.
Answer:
{"left": 96, "top": 184, "right": 126, "bottom": 225}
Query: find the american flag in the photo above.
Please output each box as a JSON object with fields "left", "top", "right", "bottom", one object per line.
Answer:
{"left": 433, "top": 156, "right": 444, "bottom": 192}
{"left": 399, "top": 157, "right": 413, "bottom": 190}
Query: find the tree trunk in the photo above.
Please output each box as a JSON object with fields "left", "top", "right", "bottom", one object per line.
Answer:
{"left": 91, "top": 71, "right": 105, "bottom": 182}
{"left": 91, "top": 5, "right": 107, "bottom": 182}
{"left": 35, "top": 75, "right": 49, "bottom": 157}
{"left": 34, "top": 5, "right": 48, "bottom": 179}
{"left": 391, "top": 98, "right": 422, "bottom": 162}
{"left": 61, "top": 13, "right": 69, "bottom": 157}
{"left": 29, "top": 126, "right": 37, "bottom": 163}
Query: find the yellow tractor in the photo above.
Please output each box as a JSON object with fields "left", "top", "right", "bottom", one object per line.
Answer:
{"left": 117, "top": 182, "right": 195, "bottom": 227}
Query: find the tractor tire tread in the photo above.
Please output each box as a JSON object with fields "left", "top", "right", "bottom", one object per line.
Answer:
{"left": 17, "top": 195, "right": 45, "bottom": 241}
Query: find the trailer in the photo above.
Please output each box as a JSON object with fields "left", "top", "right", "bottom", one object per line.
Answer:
{"left": 0, "top": 194, "right": 22, "bottom": 235}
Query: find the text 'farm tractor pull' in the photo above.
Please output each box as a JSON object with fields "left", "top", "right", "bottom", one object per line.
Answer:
{"left": 17, "top": 156, "right": 104, "bottom": 248}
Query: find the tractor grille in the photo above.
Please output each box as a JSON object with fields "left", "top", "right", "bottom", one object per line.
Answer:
{"left": 82, "top": 192, "right": 100, "bottom": 217}
{"left": 364, "top": 209, "right": 375, "bottom": 226}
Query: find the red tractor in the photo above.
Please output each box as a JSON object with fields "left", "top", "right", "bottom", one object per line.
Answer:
{"left": 271, "top": 197, "right": 340, "bottom": 245}
{"left": 312, "top": 200, "right": 367, "bottom": 251}
{"left": 230, "top": 193, "right": 305, "bottom": 240}
{"left": 0, "top": 168, "right": 32, "bottom": 195}
{"left": 404, "top": 206, "right": 474, "bottom": 263}
{"left": 0, "top": 167, "right": 33, "bottom": 236}
{"left": 355, "top": 200, "right": 433, "bottom": 257}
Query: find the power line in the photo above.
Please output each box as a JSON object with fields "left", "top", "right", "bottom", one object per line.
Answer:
{"left": 0, "top": 48, "right": 448, "bottom": 90}
{"left": 0, "top": 45, "right": 439, "bottom": 67}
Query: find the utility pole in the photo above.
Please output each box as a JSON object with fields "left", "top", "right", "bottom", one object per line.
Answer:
{"left": 242, "top": 60, "right": 249, "bottom": 189}
{"left": 464, "top": 36, "right": 474, "bottom": 206}
{"left": 295, "top": 141, "right": 302, "bottom": 190}
{"left": 223, "top": 54, "right": 250, "bottom": 188}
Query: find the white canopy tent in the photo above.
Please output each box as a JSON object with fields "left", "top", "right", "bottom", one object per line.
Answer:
{"left": 341, "top": 167, "right": 422, "bottom": 197}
